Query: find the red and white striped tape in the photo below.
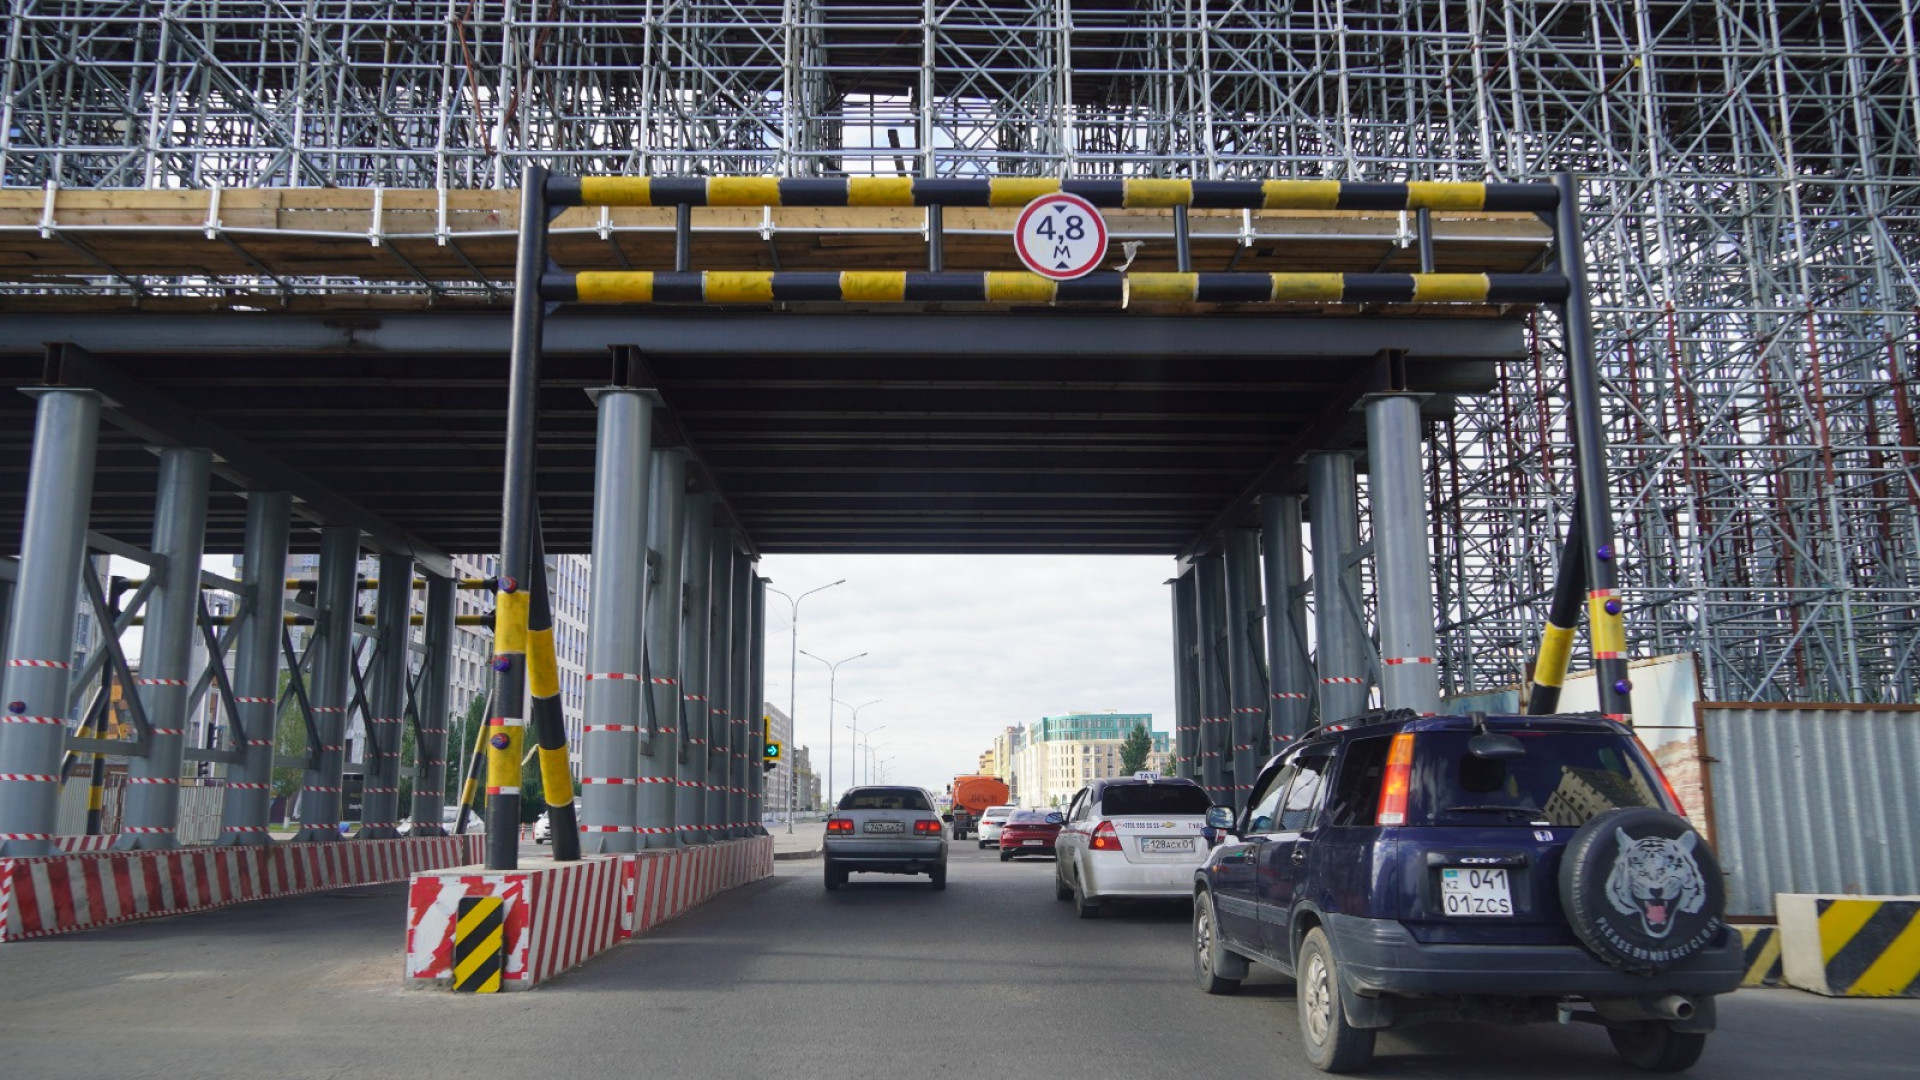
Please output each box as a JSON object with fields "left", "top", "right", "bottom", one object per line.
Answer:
{"left": 137, "top": 678, "right": 189, "bottom": 687}
{"left": 8, "top": 659, "right": 70, "bottom": 668}
{"left": 1382, "top": 656, "right": 1434, "bottom": 666}
{"left": 586, "top": 672, "right": 640, "bottom": 681}
{"left": 1320, "top": 676, "right": 1366, "bottom": 685}
{"left": 0, "top": 716, "right": 65, "bottom": 725}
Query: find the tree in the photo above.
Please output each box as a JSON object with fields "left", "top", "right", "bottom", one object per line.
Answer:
{"left": 1120, "top": 722, "right": 1153, "bottom": 776}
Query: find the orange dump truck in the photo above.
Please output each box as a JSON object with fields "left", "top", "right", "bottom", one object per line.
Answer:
{"left": 946, "top": 775, "right": 1011, "bottom": 840}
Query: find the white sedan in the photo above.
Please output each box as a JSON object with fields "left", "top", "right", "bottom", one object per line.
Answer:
{"left": 1053, "top": 774, "right": 1215, "bottom": 918}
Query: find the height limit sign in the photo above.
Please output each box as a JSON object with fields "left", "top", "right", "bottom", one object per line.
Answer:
{"left": 1014, "top": 192, "right": 1108, "bottom": 280}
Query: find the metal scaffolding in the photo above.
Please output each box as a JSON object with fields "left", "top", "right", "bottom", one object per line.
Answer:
{"left": 2, "top": 1, "right": 1916, "bottom": 704}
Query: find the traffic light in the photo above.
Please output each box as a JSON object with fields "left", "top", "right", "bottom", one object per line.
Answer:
{"left": 763, "top": 716, "right": 781, "bottom": 772}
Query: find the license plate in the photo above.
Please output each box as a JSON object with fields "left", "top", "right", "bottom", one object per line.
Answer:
{"left": 863, "top": 821, "right": 903, "bottom": 834}
{"left": 1022, "top": 839, "right": 1043, "bottom": 846}
{"left": 1440, "top": 867, "right": 1513, "bottom": 916}
{"left": 1139, "top": 837, "right": 1195, "bottom": 854}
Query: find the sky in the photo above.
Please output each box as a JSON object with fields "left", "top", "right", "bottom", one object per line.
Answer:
{"left": 755, "top": 554, "right": 1178, "bottom": 804}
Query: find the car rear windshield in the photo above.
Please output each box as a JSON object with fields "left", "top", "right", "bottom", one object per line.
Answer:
{"left": 1099, "top": 783, "right": 1213, "bottom": 817}
{"left": 1008, "top": 811, "right": 1056, "bottom": 825}
{"left": 838, "top": 788, "right": 931, "bottom": 811}
{"left": 1405, "top": 730, "right": 1669, "bottom": 827}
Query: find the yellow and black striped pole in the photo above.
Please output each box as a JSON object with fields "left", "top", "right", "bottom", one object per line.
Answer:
{"left": 453, "top": 687, "right": 491, "bottom": 833}
{"left": 548, "top": 175, "right": 1560, "bottom": 214}
{"left": 527, "top": 527, "right": 580, "bottom": 860}
{"left": 543, "top": 269, "right": 1568, "bottom": 307}
{"left": 1527, "top": 497, "right": 1586, "bottom": 715}
{"left": 484, "top": 577, "right": 529, "bottom": 867}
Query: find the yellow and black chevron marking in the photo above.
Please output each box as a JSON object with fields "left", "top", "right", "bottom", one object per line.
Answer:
{"left": 452, "top": 896, "right": 505, "bottom": 993}
{"left": 1812, "top": 899, "right": 1920, "bottom": 997}
{"left": 552, "top": 176, "right": 1559, "bottom": 214}
{"left": 547, "top": 270, "right": 1567, "bottom": 307}
{"left": 1739, "top": 925, "right": 1783, "bottom": 988}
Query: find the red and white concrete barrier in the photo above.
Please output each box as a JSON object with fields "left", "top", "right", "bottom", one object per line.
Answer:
{"left": 0, "top": 836, "right": 483, "bottom": 942}
{"left": 406, "top": 834, "right": 774, "bottom": 990}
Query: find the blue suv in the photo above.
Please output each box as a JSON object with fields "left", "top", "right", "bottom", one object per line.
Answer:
{"left": 1192, "top": 711, "right": 1742, "bottom": 1073}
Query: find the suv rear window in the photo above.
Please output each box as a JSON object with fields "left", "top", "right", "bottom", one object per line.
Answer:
{"left": 1099, "top": 783, "right": 1213, "bottom": 816}
{"left": 838, "top": 788, "right": 931, "bottom": 811}
{"left": 1407, "top": 731, "right": 1668, "bottom": 827}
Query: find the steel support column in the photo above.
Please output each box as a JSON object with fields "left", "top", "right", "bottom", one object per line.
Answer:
{"left": 295, "top": 527, "right": 359, "bottom": 842}
{"left": 115, "top": 448, "right": 211, "bottom": 850}
{"left": 744, "top": 568, "right": 767, "bottom": 834}
{"left": 642, "top": 448, "right": 687, "bottom": 848}
{"left": 218, "top": 491, "right": 290, "bottom": 845}
{"left": 677, "top": 495, "right": 714, "bottom": 842}
{"left": 705, "top": 531, "right": 735, "bottom": 840}
{"left": 1169, "top": 567, "right": 1200, "bottom": 782}
{"left": 1260, "top": 495, "right": 1314, "bottom": 741}
{"left": 410, "top": 572, "right": 455, "bottom": 834}
{"left": 1222, "top": 530, "right": 1267, "bottom": 811}
{"left": 1308, "top": 453, "right": 1372, "bottom": 723}
{"left": 1365, "top": 395, "right": 1441, "bottom": 715}
{"left": 0, "top": 389, "right": 101, "bottom": 856}
{"left": 1556, "top": 171, "right": 1634, "bottom": 724}
{"left": 357, "top": 552, "right": 411, "bottom": 838}
{"left": 1193, "top": 554, "right": 1229, "bottom": 805}
{"left": 727, "top": 540, "right": 754, "bottom": 837}
{"left": 581, "top": 388, "right": 652, "bottom": 853}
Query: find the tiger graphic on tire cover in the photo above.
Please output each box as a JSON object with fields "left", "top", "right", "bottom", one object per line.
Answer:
{"left": 1605, "top": 828, "right": 1708, "bottom": 940}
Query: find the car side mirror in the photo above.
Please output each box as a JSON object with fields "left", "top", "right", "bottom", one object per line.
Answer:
{"left": 941, "top": 813, "right": 953, "bottom": 822}
{"left": 1046, "top": 812, "right": 1064, "bottom": 825}
{"left": 1205, "top": 805, "right": 1235, "bottom": 831}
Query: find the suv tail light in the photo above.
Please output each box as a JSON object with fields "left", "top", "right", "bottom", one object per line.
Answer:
{"left": 1375, "top": 732, "right": 1417, "bottom": 826}
{"left": 1089, "top": 820, "right": 1123, "bottom": 851}
{"left": 826, "top": 817, "right": 853, "bottom": 834}
{"left": 913, "top": 819, "right": 942, "bottom": 836}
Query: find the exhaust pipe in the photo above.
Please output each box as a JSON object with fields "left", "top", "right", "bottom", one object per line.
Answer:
{"left": 1648, "top": 994, "right": 1695, "bottom": 1021}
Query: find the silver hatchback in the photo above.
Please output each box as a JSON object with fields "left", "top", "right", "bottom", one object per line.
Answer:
{"left": 823, "top": 785, "right": 949, "bottom": 890}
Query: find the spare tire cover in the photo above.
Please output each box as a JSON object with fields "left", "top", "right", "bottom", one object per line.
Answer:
{"left": 1558, "top": 807, "right": 1725, "bottom": 975}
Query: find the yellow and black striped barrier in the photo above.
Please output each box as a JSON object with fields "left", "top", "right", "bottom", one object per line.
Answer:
{"left": 452, "top": 895, "right": 505, "bottom": 993}
{"left": 548, "top": 175, "right": 1558, "bottom": 214}
{"left": 1779, "top": 895, "right": 1920, "bottom": 997}
{"left": 1739, "top": 925, "right": 1783, "bottom": 987}
{"left": 543, "top": 270, "right": 1568, "bottom": 307}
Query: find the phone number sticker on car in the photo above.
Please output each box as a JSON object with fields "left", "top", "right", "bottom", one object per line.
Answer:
{"left": 1440, "top": 867, "right": 1513, "bottom": 916}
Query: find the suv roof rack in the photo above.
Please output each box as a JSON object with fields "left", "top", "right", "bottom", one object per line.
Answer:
{"left": 1297, "top": 708, "right": 1421, "bottom": 741}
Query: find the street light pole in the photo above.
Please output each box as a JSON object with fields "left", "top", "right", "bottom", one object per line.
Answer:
{"left": 766, "top": 579, "right": 845, "bottom": 834}
{"left": 836, "top": 700, "right": 881, "bottom": 786}
{"left": 802, "top": 650, "right": 867, "bottom": 808}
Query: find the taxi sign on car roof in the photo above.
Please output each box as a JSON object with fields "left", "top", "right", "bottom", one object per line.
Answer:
{"left": 1133, "top": 770, "right": 1162, "bottom": 780}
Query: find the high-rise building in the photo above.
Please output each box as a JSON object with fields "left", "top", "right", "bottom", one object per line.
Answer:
{"left": 1005, "top": 712, "right": 1172, "bottom": 809}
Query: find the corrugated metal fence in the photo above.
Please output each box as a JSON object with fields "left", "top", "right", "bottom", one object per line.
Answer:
{"left": 1697, "top": 703, "right": 1920, "bottom": 919}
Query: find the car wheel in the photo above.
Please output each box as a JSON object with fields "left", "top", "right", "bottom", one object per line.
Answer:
{"left": 1054, "top": 864, "right": 1072, "bottom": 902}
{"left": 1000, "top": 849, "right": 1013, "bottom": 862}
{"left": 1607, "top": 1022, "right": 1708, "bottom": 1072}
{"left": 1192, "top": 891, "right": 1246, "bottom": 995}
{"left": 977, "top": 839, "right": 986, "bottom": 849}
{"left": 823, "top": 861, "right": 845, "bottom": 892}
{"left": 1073, "top": 878, "right": 1101, "bottom": 920}
{"left": 929, "top": 864, "right": 947, "bottom": 891}
{"left": 1298, "top": 927, "right": 1375, "bottom": 1073}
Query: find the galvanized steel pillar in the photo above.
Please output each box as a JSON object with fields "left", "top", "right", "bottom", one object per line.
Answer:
{"left": 357, "top": 552, "right": 411, "bottom": 838}
{"left": 643, "top": 448, "right": 688, "bottom": 848}
{"left": 1193, "top": 554, "right": 1230, "bottom": 805}
{"left": 741, "top": 566, "right": 765, "bottom": 834}
{"left": 705, "top": 530, "right": 735, "bottom": 840}
{"left": 1365, "top": 395, "right": 1442, "bottom": 715}
{"left": 218, "top": 491, "right": 290, "bottom": 845}
{"left": 1308, "top": 452, "right": 1372, "bottom": 723}
{"left": 410, "top": 572, "right": 456, "bottom": 834}
{"left": 581, "top": 388, "right": 652, "bottom": 853}
{"left": 115, "top": 448, "right": 212, "bottom": 850}
{"left": 677, "top": 494, "right": 714, "bottom": 841}
{"left": 1260, "top": 495, "right": 1314, "bottom": 741}
{"left": 295, "top": 527, "right": 359, "bottom": 842}
{"left": 1222, "top": 530, "right": 1267, "bottom": 811}
{"left": 0, "top": 389, "right": 101, "bottom": 856}
{"left": 1169, "top": 567, "right": 1201, "bottom": 782}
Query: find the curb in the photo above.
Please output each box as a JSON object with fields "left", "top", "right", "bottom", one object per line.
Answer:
{"left": 773, "top": 848, "right": 821, "bottom": 862}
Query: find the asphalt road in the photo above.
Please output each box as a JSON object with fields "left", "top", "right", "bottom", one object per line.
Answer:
{"left": 2, "top": 841, "right": 1916, "bottom": 1080}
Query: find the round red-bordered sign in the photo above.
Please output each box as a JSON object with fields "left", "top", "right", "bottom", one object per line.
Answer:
{"left": 1014, "top": 193, "right": 1109, "bottom": 280}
